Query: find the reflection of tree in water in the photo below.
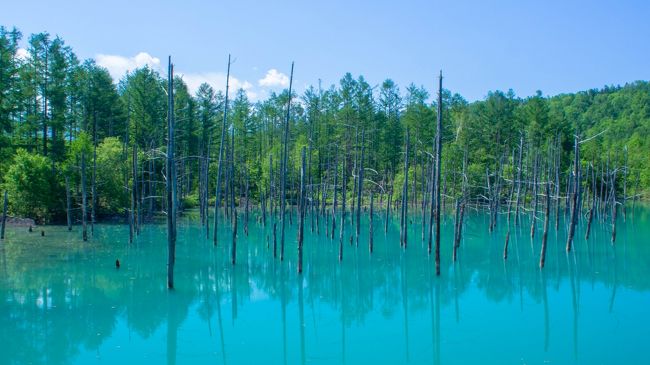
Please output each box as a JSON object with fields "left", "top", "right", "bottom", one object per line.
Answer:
{"left": 1, "top": 209, "right": 649, "bottom": 364}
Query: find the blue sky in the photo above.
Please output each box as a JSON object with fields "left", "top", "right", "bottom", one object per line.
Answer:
{"left": 2, "top": 0, "right": 649, "bottom": 101}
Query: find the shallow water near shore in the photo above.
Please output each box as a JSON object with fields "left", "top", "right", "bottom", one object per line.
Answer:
{"left": 1, "top": 206, "right": 649, "bottom": 365}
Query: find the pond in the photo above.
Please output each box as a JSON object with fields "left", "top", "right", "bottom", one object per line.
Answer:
{"left": 1, "top": 207, "right": 649, "bottom": 364}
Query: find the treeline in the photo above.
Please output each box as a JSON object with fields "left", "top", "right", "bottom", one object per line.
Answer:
{"left": 0, "top": 26, "right": 647, "bottom": 224}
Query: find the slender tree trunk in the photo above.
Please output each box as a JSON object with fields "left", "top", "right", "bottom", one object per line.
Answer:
{"left": 244, "top": 171, "right": 250, "bottom": 236}
{"left": 213, "top": 55, "right": 231, "bottom": 245}
{"left": 298, "top": 147, "right": 306, "bottom": 273}
{"left": 369, "top": 192, "right": 374, "bottom": 253}
{"left": 401, "top": 130, "right": 410, "bottom": 248}
{"left": 514, "top": 135, "right": 524, "bottom": 226}
{"left": 539, "top": 162, "right": 551, "bottom": 269}
{"left": 554, "top": 135, "right": 561, "bottom": 231}
{"left": 131, "top": 144, "right": 137, "bottom": 239}
{"left": 231, "top": 212, "right": 237, "bottom": 265}
{"left": 65, "top": 176, "right": 72, "bottom": 231}
{"left": 566, "top": 134, "right": 580, "bottom": 252}
{"left": 356, "top": 130, "right": 365, "bottom": 246}
{"left": 504, "top": 149, "right": 516, "bottom": 260}
{"left": 611, "top": 165, "right": 618, "bottom": 243}
{"left": 92, "top": 112, "right": 97, "bottom": 235}
{"left": 166, "top": 57, "right": 177, "bottom": 289}
{"left": 434, "top": 71, "right": 443, "bottom": 276}
{"left": 279, "top": 62, "right": 294, "bottom": 261}
{"left": 339, "top": 158, "right": 347, "bottom": 262}
{"left": 205, "top": 139, "right": 211, "bottom": 238}
{"left": 1, "top": 191, "right": 7, "bottom": 239}
{"left": 331, "top": 150, "right": 338, "bottom": 239}
{"left": 622, "top": 146, "right": 628, "bottom": 222}
{"left": 81, "top": 151, "right": 87, "bottom": 241}
{"left": 273, "top": 222, "right": 277, "bottom": 259}
{"left": 384, "top": 176, "right": 391, "bottom": 234}
{"left": 530, "top": 153, "right": 539, "bottom": 238}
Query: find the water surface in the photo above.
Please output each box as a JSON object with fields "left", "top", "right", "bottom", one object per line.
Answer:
{"left": 1, "top": 207, "right": 649, "bottom": 364}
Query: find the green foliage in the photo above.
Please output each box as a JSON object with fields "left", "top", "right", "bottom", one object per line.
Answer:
{"left": 2, "top": 149, "right": 61, "bottom": 222}
{"left": 96, "top": 137, "right": 128, "bottom": 215}
{"left": 1, "top": 24, "right": 649, "bottom": 224}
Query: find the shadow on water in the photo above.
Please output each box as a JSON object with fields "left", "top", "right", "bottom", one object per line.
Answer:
{"left": 0, "top": 206, "right": 649, "bottom": 364}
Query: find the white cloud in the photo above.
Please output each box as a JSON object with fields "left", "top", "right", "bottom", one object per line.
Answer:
{"left": 258, "top": 69, "right": 289, "bottom": 88}
{"left": 96, "top": 52, "right": 162, "bottom": 82}
{"left": 16, "top": 48, "right": 29, "bottom": 60}
{"left": 178, "top": 71, "right": 258, "bottom": 100}
{"left": 94, "top": 51, "right": 264, "bottom": 101}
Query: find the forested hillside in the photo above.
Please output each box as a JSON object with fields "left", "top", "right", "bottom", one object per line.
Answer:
{"left": 1, "top": 26, "right": 647, "bottom": 223}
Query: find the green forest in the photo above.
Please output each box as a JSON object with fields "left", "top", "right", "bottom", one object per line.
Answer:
{"left": 1, "top": 26, "right": 648, "bottom": 224}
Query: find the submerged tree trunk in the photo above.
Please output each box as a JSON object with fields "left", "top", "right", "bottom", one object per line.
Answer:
{"left": 92, "top": 112, "right": 97, "bottom": 236}
{"left": 503, "top": 149, "right": 516, "bottom": 260}
{"left": 166, "top": 57, "right": 177, "bottom": 289}
{"left": 279, "top": 62, "right": 294, "bottom": 261}
{"left": 356, "top": 130, "right": 365, "bottom": 246}
{"left": 566, "top": 134, "right": 580, "bottom": 252}
{"left": 331, "top": 150, "right": 338, "bottom": 239}
{"left": 401, "top": 130, "right": 410, "bottom": 248}
{"left": 514, "top": 135, "right": 524, "bottom": 226}
{"left": 434, "top": 71, "right": 443, "bottom": 276}
{"left": 81, "top": 151, "right": 88, "bottom": 242}
{"left": 369, "top": 192, "right": 374, "bottom": 254}
{"left": 214, "top": 55, "right": 231, "bottom": 245}
{"left": 1, "top": 191, "right": 7, "bottom": 239}
{"left": 339, "top": 158, "right": 347, "bottom": 262}
{"left": 231, "top": 212, "right": 238, "bottom": 265}
{"left": 611, "top": 165, "right": 618, "bottom": 243}
{"left": 298, "top": 147, "right": 306, "bottom": 273}
{"left": 65, "top": 176, "right": 72, "bottom": 231}
{"left": 540, "top": 161, "right": 551, "bottom": 268}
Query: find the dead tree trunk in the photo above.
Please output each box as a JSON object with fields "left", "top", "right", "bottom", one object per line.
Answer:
{"left": 566, "top": 134, "right": 580, "bottom": 252}
{"left": 131, "top": 144, "right": 137, "bottom": 241}
{"left": 213, "top": 55, "right": 231, "bottom": 245}
{"left": 65, "top": 176, "right": 72, "bottom": 231}
{"left": 530, "top": 153, "right": 539, "bottom": 238}
{"left": 166, "top": 57, "right": 177, "bottom": 289}
{"left": 434, "top": 71, "right": 443, "bottom": 276}
{"left": 356, "top": 130, "right": 365, "bottom": 246}
{"left": 400, "top": 129, "right": 410, "bottom": 248}
{"left": 540, "top": 155, "right": 551, "bottom": 268}
{"left": 369, "top": 192, "right": 374, "bottom": 254}
{"left": 622, "top": 146, "right": 628, "bottom": 222}
{"left": 1, "top": 191, "right": 7, "bottom": 239}
{"left": 298, "top": 147, "right": 306, "bottom": 274}
{"left": 231, "top": 212, "right": 238, "bottom": 265}
{"left": 554, "top": 135, "right": 561, "bottom": 231}
{"left": 279, "top": 62, "right": 294, "bottom": 261}
{"left": 339, "top": 158, "right": 347, "bottom": 262}
{"left": 585, "top": 162, "right": 596, "bottom": 240}
{"left": 503, "top": 149, "right": 516, "bottom": 260}
{"left": 610, "top": 164, "right": 618, "bottom": 243}
{"left": 455, "top": 149, "right": 468, "bottom": 262}
{"left": 81, "top": 151, "right": 88, "bottom": 241}
{"left": 384, "top": 174, "right": 392, "bottom": 234}
{"left": 244, "top": 171, "right": 250, "bottom": 236}
{"left": 514, "top": 135, "right": 524, "bottom": 226}
{"left": 331, "top": 150, "right": 338, "bottom": 239}
{"left": 92, "top": 112, "right": 97, "bottom": 236}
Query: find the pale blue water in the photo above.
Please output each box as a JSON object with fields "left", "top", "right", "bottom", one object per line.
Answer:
{"left": 1, "top": 207, "right": 649, "bottom": 365}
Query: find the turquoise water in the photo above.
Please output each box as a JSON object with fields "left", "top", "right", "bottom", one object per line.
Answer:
{"left": 1, "top": 207, "right": 649, "bottom": 365}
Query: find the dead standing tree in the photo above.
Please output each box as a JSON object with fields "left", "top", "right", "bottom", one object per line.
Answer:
{"left": 213, "top": 55, "right": 231, "bottom": 246}
{"left": 279, "top": 62, "right": 294, "bottom": 261}
{"left": 166, "top": 56, "right": 177, "bottom": 289}
{"left": 566, "top": 133, "right": 580, "bottom": 252}
{"left": 434, "top": 71, "right": 443, "bottom": 275}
